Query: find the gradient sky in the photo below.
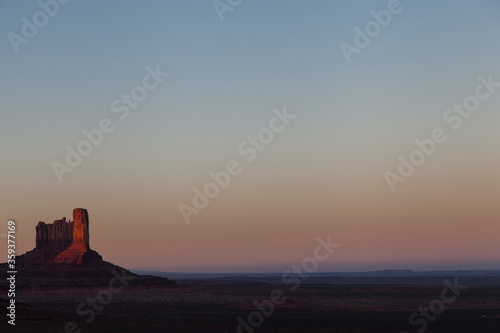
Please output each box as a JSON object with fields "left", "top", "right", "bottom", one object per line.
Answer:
{"left": 1, "top": 0, "right": 499, "bottom": 273}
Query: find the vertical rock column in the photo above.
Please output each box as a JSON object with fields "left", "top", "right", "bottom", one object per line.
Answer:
{"left": 35, "top": 222, "right": 47, "bottom": 248}
{"left": 73, "top": 208, "right": 90, "bottom": 251}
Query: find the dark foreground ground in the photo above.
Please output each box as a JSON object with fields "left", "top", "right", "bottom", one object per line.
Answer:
{"left": 1, "top": 282, "right": 500, "bottom": 333}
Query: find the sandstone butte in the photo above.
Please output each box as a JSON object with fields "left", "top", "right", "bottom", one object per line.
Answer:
{"left": 23, "top": 208, "right": 102, "bottom": 265}
{"left": 0, "top": 208, "right": 174, "bottom": 289}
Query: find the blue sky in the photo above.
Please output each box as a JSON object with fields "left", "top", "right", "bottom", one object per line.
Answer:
{"left": 1, "top": 0, "right": 499, "bottom": 272}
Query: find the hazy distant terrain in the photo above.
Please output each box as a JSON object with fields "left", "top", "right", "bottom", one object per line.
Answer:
{"left": 133, "top": 269, "right": 500, "bottom": 286}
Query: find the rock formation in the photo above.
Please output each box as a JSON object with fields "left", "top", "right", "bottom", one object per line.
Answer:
{"left": 2, "top": 208, "right": 175, "bottom": 291}
{"left": 35, "top": 217, "right": 73, "bottom": 249}
{"left": 72, "top": 208, "right": 89, "bottom": 250}
{"left": 52, "top": 208, "right": 95, "bottom": 264}
{"left": 23, "top": 208, "right": 101, "bottom": 265}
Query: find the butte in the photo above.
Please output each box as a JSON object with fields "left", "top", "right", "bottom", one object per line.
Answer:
{"left": 0, "top": 208, "right": 174, "bottom": 294}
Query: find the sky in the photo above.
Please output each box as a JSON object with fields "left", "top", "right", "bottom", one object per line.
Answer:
{"left": 1, "top": 0, "right": 499, "bottom": 273}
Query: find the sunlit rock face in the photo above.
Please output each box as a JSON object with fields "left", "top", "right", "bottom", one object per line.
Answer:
{"left": 71, "top": 208, "right": 90, "bottom": 251}
{"left": 52, "top": 208, "right": 97, "bottom": 264}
